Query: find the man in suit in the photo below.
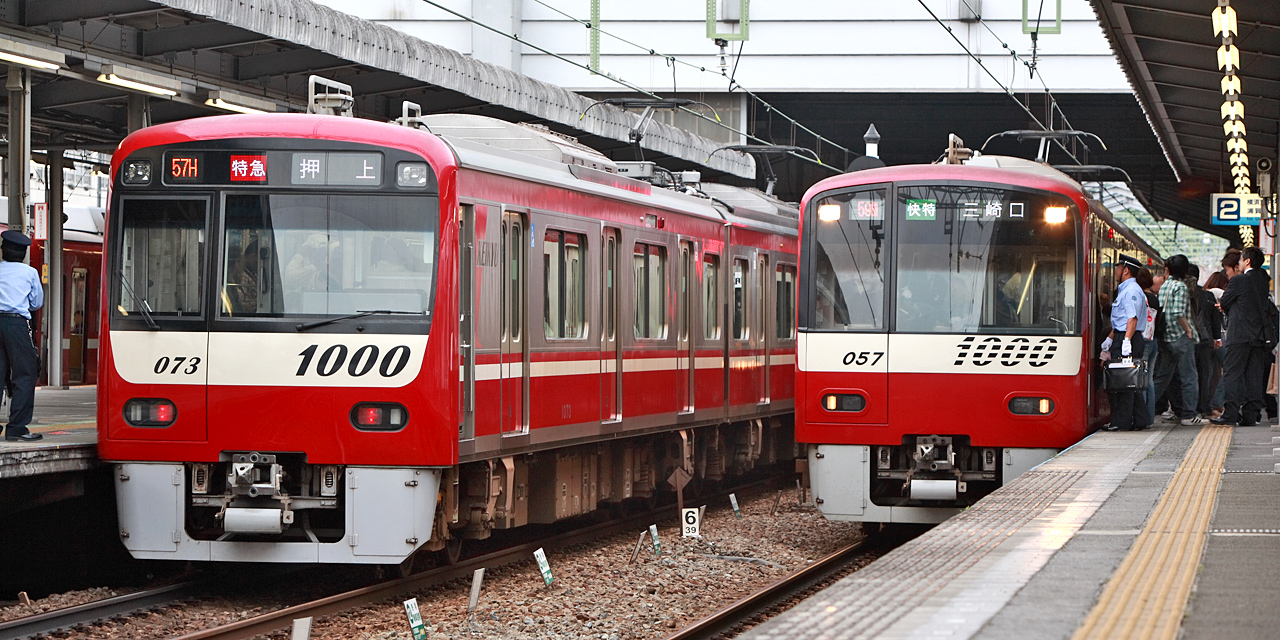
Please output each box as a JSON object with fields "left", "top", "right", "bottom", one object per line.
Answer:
{"left": 1213, "top": 246, "right": 1273, "bottom": 426}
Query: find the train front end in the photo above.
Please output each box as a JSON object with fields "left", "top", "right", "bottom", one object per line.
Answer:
{"left": 100, "top": 114, "right": 457, "bottom": 563}
{"left": 796, "top": 163, "right": 1090, "bottom": 524}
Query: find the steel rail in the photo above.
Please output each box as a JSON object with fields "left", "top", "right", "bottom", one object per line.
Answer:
{"left": 174, "top": 476, "right": 783, "bottom": 640}
{"left": 0, "top": 580, "right": 209, "bottom": 640}
{"left": 660, "top": 531, "right": 902, "bottom": 640}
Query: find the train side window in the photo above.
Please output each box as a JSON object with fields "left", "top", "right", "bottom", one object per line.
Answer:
{"left": 633, "top": 242, "right": 667, "bottom": 339}
{"left": 733, "top": 258, "right": 749, "bottom": 340}
{"left": 703, "top": 254, "right": 720, "bottom": 339}
{"left": 776, "top": 264, "right": 796, "bottom": 339}
{"left": 543, "top": 230, "right": 586, "bottom": 339}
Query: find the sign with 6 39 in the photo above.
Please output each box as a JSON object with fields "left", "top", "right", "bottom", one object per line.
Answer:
{"left": 682, "top": 508, "right": 701, "bottom": 538}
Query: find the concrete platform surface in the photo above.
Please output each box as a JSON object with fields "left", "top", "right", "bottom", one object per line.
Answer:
{"left": 742, "top": 421, "right": 1280, "bottom": 640}
{"left": 0, "top": 386, "right": 98, "bottom": 479}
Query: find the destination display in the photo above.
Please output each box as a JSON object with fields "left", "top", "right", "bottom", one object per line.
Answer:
{"left": 158, "top": 149, "right": 400, "bottom": 189}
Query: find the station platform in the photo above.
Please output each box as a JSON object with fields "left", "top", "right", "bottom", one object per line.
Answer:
{"left": 0, "top": 386, "right": 98, "bottom": 514}
{"left": 743, "top": 422, "right": 1280, "bottom": 640}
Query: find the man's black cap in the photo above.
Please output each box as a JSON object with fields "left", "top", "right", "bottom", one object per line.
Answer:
{"left": 1, "top": 230, "right": 32, "bottom": 247}
{"left": 1117, "top": 254, "right": 1143, "bottom": 271}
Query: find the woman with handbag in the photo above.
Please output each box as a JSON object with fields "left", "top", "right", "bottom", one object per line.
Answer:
{"left": 1102, "top": 255, "right": 1152, "bottom": 431}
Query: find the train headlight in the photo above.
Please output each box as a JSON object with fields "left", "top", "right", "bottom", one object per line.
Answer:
{"left": 817, "top": 203, "right": 842, "bottom": 222}
{"left": 822, "top": 393, "right": 866, "bottom": 412}
{"left": 1008, "top": 397, "right": 1054, "bottom": 415}
{"left": 396, "top": 162, "right": 430, "bottom": 188}
{"left": 350, "top": 402, "right": 408, "bottom": 431}
{"left": 1044, "top": 206, "right": 1067, "bottom": 224}
{"left": 122, "top": 159, "right": 151, "bottom": 185}
{"left": 123, "top": 398, "right": 177, "bottom": 427}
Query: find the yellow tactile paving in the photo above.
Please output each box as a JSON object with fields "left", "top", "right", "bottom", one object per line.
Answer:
{"left": 1071, "top": 425, "right": 1232, "bottom": 640}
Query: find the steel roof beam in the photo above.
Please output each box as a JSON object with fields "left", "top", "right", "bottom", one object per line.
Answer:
{"left": 140, "top": 21, "right": 273, "bottom": 56}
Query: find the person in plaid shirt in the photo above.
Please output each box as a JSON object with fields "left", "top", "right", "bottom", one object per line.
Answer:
{"left": 1151, "top": 254, "right": 1205, "bottom": 425}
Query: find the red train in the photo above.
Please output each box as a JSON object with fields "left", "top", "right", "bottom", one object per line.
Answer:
{"left": 101, "top": 109, "right": 798, "bottom": 564}
{"left": 796, "top": 143, "right": 1159, "bottom": 524}
{"left": 0, "top": 200, "right": 104, "bottom": 386}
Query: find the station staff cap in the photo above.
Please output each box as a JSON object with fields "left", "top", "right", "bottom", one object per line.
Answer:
{"left": 1117, "top": 254, "right": 1143, "bottom": 272}
{"left": 0, "top": 229, "right": 31, "bottom": 247}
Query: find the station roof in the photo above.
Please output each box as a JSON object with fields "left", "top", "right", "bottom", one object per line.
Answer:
{"left": 0, "top": 0, "right": 754, "bottom": 177}
{"left": 1090, "top": 0, "right": 1279, "bottom": 239}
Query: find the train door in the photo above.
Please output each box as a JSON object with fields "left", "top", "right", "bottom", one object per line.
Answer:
{"left": 68, "top": 268, "right": 88, "bottom": 384}
{"left": 755, "top": 253, "right": 770, "bottom": 404}
{"left": 501, "top": 210, "right": 528, "bottom": 435}
{"left": 459, "top": 205, "right": 476, "bottom": 440}
{"left": 677, "top": 240, "right": 695, "bottom": 414}
{"left": 601, "top": 227, "right": 622, "bottom": 422}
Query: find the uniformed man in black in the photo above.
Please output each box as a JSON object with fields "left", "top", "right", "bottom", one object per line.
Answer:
{"left": 0, "top": 230, "right": 44, "bottom": 441}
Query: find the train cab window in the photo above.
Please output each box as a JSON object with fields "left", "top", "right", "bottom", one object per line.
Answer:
{"left": 633, "top": 242, "right": 667, "bottom": 339}
{"left": 218, "top": 194, "right": 437, "bottom": 319}
{"left": 776, "top": 264, "right": 796, "bottom": 339}
{"left": 807, "top": 189, "right": 888, "bottom": 331}
{"left": 733, "top": 259, "right": 749, "bottom": 340}
{"left": 116, "top": 198, "right": 206, "bottom": 317}
{"left": 894, "top": 186, "right": 1078, "bottom": 335}
{"left": 703, "top": 254, "right": 721, "bottom": 340}
{"left": 543, "top": 230, "right": 586, "bottom": 339}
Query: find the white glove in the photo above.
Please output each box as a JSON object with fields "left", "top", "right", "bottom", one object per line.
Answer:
{"left": 1121, "top": 338, "right": 1132, "bottom": 357}
{"left": 1100, "top": 337, "right": 1113, "bottom": 353}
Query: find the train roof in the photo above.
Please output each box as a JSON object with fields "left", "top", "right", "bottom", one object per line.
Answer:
{"left": 801, "top": 156, "right": 1086, "bottom": 207}
{"left": 0, "top": 196, "right": 103, "bottom": 244}
{"left": 115, "top": 113, "right": 797, "bottom": 238}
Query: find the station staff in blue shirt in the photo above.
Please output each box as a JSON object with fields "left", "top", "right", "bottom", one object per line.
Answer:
{"left": 0, "top": 230, "right": 43, "bottom": 441}
{"left": 1101, "top": 254, "right": 1151, "bottom": 431}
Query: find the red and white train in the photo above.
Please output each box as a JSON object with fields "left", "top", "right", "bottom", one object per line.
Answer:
{"left": 796, "top": 144, "right": 1159, "bottom": 524}
{"left": 100, "top": 109, "right": 798, "bottom": 565}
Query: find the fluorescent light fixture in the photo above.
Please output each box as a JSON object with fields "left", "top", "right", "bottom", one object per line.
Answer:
{"left": 1224, "top": 120, "right": 1246, "bottom": 137}
{"left": 0, "top": 38, "right": 65, "bottom": 71}
{"left": 97, "top": 64, "right": 179, "bottom": 97}
{"left": 1221, "top": 75, "right": 1241, "bottom": 95}
{"left": 1231, "top": 153, "right": 1248, "bottom": 166}
{"left": 1232, "top": 165, "right": 1248, "bottom": 178}
{"left": 1228, "top": 138, "right": 1247, "bottom": 153}
{"left": 1212, "top": 6, "right": 1237, "bottom": 38}
{"left": 1044, "top": 206, "right": 1068, "bottom": 224}
{"left": 1217, "top": 45, "right": 1239, "bottom": 72}
{"left": 1221, "top": 100, "right": 1244, "bottom": 120}
{"left": 203, "top": 90, "right": 276, "bottom": 115}
{"left": 817, "top": 203, "right": 841, "bottom": 222}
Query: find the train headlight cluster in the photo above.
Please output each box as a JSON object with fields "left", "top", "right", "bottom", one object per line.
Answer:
{"left": 123, "top": 398, "right": 177, "bottom": 427}
{"left": 1008, "top": 397, "right": 1054, "bottom": 415}
{"left": 817, "top": 203, "right": 842, "bottom": 222}
{"left": 1044, "top": 206, "right": 1068, "bottom": 224}
{"left": 122, "top": 159, "right": 152, "bottom": 185}
{"left": 350, "top": 402, "right": 408, "bottom": 431}
{"left": 822, "top": 393, "right": 866, "bottom": 412}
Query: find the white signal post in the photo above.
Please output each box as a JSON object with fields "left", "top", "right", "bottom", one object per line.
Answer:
{"left": 682, "top": 508, "right": 701, "bottom": 538}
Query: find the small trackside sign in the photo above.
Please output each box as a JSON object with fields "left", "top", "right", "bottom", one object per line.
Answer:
{"left": 1211, "top": 193, "right": 1262, "bottom": 226}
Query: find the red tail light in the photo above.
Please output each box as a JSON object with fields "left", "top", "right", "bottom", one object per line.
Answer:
{"left": 357, "top": 406, "right": 383, "bottom": 425}
{"left": 350, "top": 403, "right": 408, "bottom": 431}
{"left": 123, "top": 399, "right": 177, "bottom": 427}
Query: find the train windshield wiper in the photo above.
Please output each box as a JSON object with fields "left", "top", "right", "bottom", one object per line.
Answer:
{"left": 295, "top": 309, "right": 425, "bottom": 332}
{"left": 116, "top": 269, "right": 159, "bottom": 330}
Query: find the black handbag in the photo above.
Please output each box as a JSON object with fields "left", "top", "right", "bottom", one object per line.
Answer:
{"left": 1104, "top": 359, "right": 1147, "bottom": 391}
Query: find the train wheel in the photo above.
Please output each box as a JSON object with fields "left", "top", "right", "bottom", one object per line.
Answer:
{"left": 440, "top": 536, "right": 464, "bottom": 565}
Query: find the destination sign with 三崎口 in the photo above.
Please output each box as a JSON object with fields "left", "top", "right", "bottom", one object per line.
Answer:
{"left": 292, "top": 152, "right": 382, "bottom": 187}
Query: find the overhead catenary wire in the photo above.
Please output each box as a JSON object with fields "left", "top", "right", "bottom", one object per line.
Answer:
{"left": 527, "top": 0, "right": 852, "bottom": 168}
{"left": 916, "top": 0, "right": 1087, "bottom": 166}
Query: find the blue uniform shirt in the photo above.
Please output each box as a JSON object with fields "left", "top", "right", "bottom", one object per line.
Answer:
{"left": 1110, "top": 277, "right": 1147, "bottom": 334}
{"left": 0, "top": 261, "right": 43, "bottom": 319}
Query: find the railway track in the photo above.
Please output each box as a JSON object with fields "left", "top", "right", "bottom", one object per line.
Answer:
{"left": 0, "top": 475, "right": 783, "bottom": 640}
{"left": 661, "top": 525, "right": 920, "bottom": 640}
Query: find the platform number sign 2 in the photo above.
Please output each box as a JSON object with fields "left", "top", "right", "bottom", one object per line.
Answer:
{"left": 682, "top": 508, "right": 701, "bottom": 538}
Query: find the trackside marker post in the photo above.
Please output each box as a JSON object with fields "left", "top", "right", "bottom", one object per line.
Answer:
{"left": 649, "top": 524, "right": 661, "bottom": 554}
{"left": 770, "top": 489, "right": 784, "bottom": 516}
{"left": 629, "top": 531, "right": 646, "bottom": 564}
{"left": 290, "top": 617, "right": 313, "bottom": 640}
{"left": 682, "top": 508, "right": 701, "bottom": 538}
{"left": 467, "top": 568, "right": 485, "bottom": 612}
{"left": 403, "top": 598, "right": 428, "bottom": 640}
{"left": 730, "top": 493, "right": 741, "bottom": 518}
{"left": 533, "top": 547, "right": 554, "bottom": 586}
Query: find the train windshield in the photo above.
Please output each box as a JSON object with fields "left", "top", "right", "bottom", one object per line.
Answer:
{"left": 117, "top": 198, "right": 206, "bottom": 317}
{"left": 894, "top": 185, "right": 1077, "bottom": 335}
{"left": 806, "top": 184, "right": 1078, "bottom": 335}
{"left": 219, "top": 194, "right": 437, "bottom": 318}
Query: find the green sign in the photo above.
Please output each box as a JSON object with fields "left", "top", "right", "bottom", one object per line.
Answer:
{"left": 533, "top": 547, "right": 554, "bottom": 586}
{"left": 649, "top": 524, "right": 661, "bottom": 555}
{"left": 730, "top": 493, "right": 742, "bottom": 518}
{"left": 403, "top": 598, "right": 428, "bottom": 640}
{"left": 906, "top": 199, "right": 937, "bottom": 221}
